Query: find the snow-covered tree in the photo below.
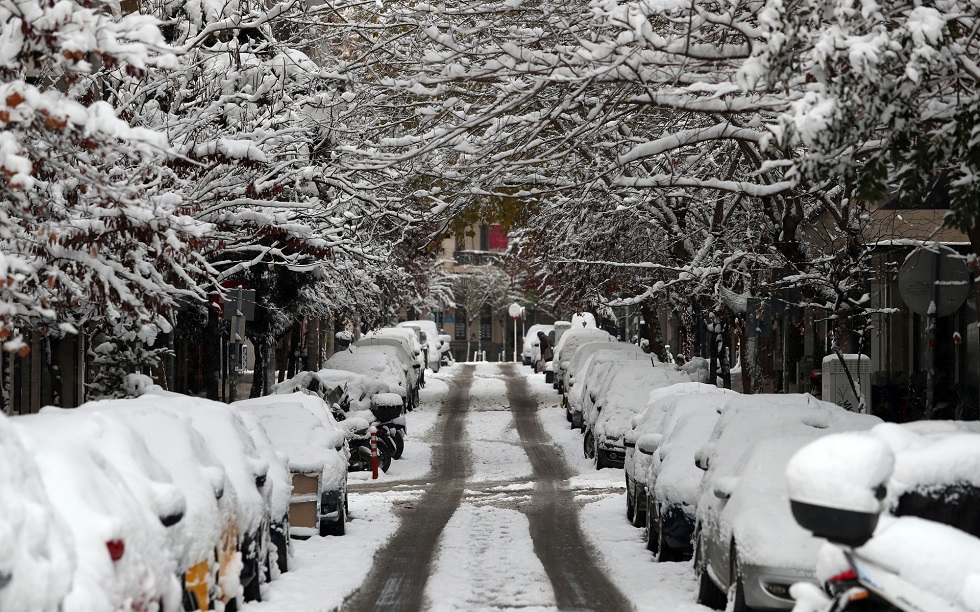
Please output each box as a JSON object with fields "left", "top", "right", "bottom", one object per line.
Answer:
{"left": 0, "top": 0, "right": 212, "bottom": 347}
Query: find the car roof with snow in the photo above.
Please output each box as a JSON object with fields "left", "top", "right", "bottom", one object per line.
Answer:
{"left": 650, "top": 405, "right": 723, "bottom": 507}
{"left": 697, "top": 394, "right": 881, "bottom": 506}
{"left": 721, "top": 435, "right": 839, "bottom": 568}
{"left": 631, "top": 383, "right": 738, "bottom": 436}
{"left": 566, "top": 342, "right": 644, "bottom": 385}
{"left": 553, "top": 328, "right": 615, "bottom": 365}
{"left": 144, "top": 393, "right": 270, "bottom": 535}
{"left": 327, "top": 348, "right": 408, "bottom": 397}
{"left": 591, "top": 366, "right": 696, "bottom": 440}
{"left": 235, "top": 393, "right": 348, "bottom": 479}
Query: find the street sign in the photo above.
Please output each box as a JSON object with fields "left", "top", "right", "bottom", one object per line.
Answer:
{"left": 222, "top": 288, "right": 257, "bottom": 321}
{"left": 508, "top": 303, "right": 523, "bottom": 319}
{"left": 898, "top": 246, "right": 970, "bottom": 317}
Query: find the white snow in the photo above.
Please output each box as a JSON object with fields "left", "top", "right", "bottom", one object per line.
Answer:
{"left": 424, "top": 504, "right": 556, "bottom": 610}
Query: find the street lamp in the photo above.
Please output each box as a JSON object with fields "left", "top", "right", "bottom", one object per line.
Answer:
{"left": 508, "top": 303, "right": 524, "bottom": 362}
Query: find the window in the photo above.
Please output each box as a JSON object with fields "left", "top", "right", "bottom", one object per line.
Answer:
{"left": 455, "top": 308, "right": 466, "bottom": 341}
{"left": 480, "top": 306, "right": 492, "bottom": 341}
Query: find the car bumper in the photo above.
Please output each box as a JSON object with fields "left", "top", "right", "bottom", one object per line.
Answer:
{"left": 597, "top": 444, "right": 625, "bottom": 467}
{"left": 742, "top": 564, "right": 817, "bottom": 609}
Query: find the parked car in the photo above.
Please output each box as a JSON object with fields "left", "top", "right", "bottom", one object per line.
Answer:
{"left": 561, "top": 340, "right": 644, "bottom": 402}
{"left": 360, "top": 327, "right": 424, "bottom": 386}
{"left": 235, "top": 392, "right": 350, "bottom": 538}
{"left": 0, "top": 413, "right": 74, "bottom": 612}
{"left": 787, "top": 423, "right": 980, "bottom": 611}
{"left": 693, "top": 394, "right": 880, "bottom": 611}
{"left": 623, "top": 383, "right": 737, "bottom": 529}
{"left": 160, "top": 395, "right": 274, "bottom": 604}
{"left": 398, "top": 319, "right": 445, "bottom": 372}
{"left": 85, "top": 398, "right": 243, "bottom": 610}
{"left": 238, "top": 409, "right": 293, "bottom": 575}
{"left": 583, "top": 363, "right": 693, "bottom": 469}
{"left": 522, "top": 323, "right": 554, "bottom": 366}
{"left": 274, "top": 368, "right": 390, "bottom": 413}
{"left": 566, "top": 345, "right": 649, "bottom": 427}
{"left": 13, "top": 413, "right": 184, "bottom": 612}
{"left": 638, "top": 401, "right": 723, "bottom": 560}
{"left": 328, "top": 347, "right": 414, "bottom": 410}
{"left": 551, "top": 327, "right": 616, "bottom": 393}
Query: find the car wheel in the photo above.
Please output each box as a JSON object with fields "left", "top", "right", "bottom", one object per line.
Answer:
{"left": 583, "top": 429, "right": 596, "bottom": 459}
{"left": 626, "top": 477, "right": 635, "bottom": 523}
{"left": 243, "top": 558, "right": 262, "bottom": 602}
{"left": 392, "top": 432, "right": 405, "bottom": 460}
{"left": 322, "top": 498, "right": 347, "bottom": 537}
{"left": 656, "top": 516, "right": 677, "bottom": 562}
{"left": 645, "top": 496, "right": 658, "bottom": 553}
{"left": 271, "top": 523, "right": 288, "bottom": 574}
{"left": 594, "top": 440, "right": 607, "bottom": 470}
{"left": 631, "top": 484, "right": 645, "bottom": 528}
{"left": 695, "top": 534, "right": 727, "bottom": 610}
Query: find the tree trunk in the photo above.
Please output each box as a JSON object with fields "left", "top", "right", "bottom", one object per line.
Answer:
{"left": 639, "top": 301, "right": 667, "bottom": 362}
{"left": 265, "top": 338, "right": 276, "bottom": 396}
{"left": 250, "top": 342, "right": 265, "bottom": 399}
{"left": 306, "top": 318, "right": 320, "bottom": 372}
{"left": 204, "top": 308, "right": 221, "bottom": 400}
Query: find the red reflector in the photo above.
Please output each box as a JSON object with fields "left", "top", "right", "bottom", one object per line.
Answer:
{"left": 828, "top": 569, "right": 857, "bottom": 583}
{"left": 107, "top": 539, "right": 125, "bottom": 561}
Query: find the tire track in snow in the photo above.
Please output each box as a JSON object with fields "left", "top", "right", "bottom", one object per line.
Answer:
{"left": 344, "top": 365, "right": 474, "bottom": 612}
{"left": 504, "top": 364, "right": 632, "bottom": 612}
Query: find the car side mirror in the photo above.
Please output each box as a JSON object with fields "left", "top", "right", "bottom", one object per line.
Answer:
{"left": 694, "top": 446, "right": 712, "bottom": 471}
{"left": 713, "top": 476, "right": 737, "bottom": 500}
{"left": 636, "top": 433, "right": 663, "bottom": 456}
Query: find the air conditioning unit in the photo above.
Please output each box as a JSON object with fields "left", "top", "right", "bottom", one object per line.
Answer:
{"left": 822, "top": 354, "right": 871, "bottom": 413}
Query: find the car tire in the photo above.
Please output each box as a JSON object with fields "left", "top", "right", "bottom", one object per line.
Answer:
{"left": 631, "top": 484, "right": 645, "bottom": 528}
{"left": 645, "top": 497, "right": 658, "bottom": 554}
{"left": 393, "top": 432, "right": 405, "bottom": 460}
{"left": 595, "top": 440, "right": 607, "bottom": 470}
{"left": 243, "top": 558, "right": 262, "bottom": 602}
{"left": 271, "top": 524, "right": 288, "bottom": 574}
{"left": 583, "top": 429, "right": 596, "bottom": 460}
{"left": 323, "top": 498, "right": 347, "bottom": 537}
{"left": 695, "top": 535, "right": 727, "bottom": 610}
{"left": 626, "top": 478, "right": 635, "bottom": 523}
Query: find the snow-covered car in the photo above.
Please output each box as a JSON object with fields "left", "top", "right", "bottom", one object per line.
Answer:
{"left": 360, "top": 327, "right": 425, "bottom": 385}
{"left": 85, "top": 397, "right": 245, "bottom": 610}
{"left": 273, "top": 368, "right": 391, "bottom": 413}
{"left": 398, "top": 319, "right": 444, "bottom": 372}
{"left": 522, "top": 323, "right": 554, "bottom": 366}
{"left": 0, "top": 413, "right": 74, "bottom": 612}
{"left": 638, "top": 401, "right": 723, "bottom": 560}
{"left": 159, "top": 395, "right": 273, "bottom": 604}
{"left": 238, "top": 409, "right": 293, "bottom": 575}
{"left": 235, "top": 392, "right": 349, "bottom": 538}
{"left": 786, "top": 424, "right": 980, "bottom": 612}
{"left": 328, "top": 347, "right": 414, "bottom": 410}
{"left": 567, "top": 350, "right": 649, "bottom": 429}
{"left": 551, "top": 328, "right": 616, "bottom": 394}
{"left": 584, "top": 363, "right": 693, "bottom": 469}
{"left": 623, "top": 383, "right": 737, "bottom": 530}
{"left": 562, "top": 342, "right": 646, "bottom": 415}
{"left": 694, "top": 394, "right": 880, "bottom": 611}
{"left": 13, "top": 413, "right": 183, "bottom": 612}
{"left": 355, "top": 340, "right": 420, "bottom": 400}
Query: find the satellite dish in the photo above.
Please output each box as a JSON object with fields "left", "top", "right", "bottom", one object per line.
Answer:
{"left": 898, "top": 246, "right": 970, "bottom": 317}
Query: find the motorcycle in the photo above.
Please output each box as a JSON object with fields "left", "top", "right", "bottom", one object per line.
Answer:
{"left": 331, "top": 393, "right": 405, "bottom": 473}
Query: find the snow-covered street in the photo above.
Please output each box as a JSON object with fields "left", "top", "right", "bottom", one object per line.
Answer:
{"left": 244, "top": 362, "right": 713, "bottom": 611}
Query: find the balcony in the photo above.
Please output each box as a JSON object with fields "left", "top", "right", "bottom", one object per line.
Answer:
{"left": 453, "top": 250, "right": 505, "bottom": 267}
